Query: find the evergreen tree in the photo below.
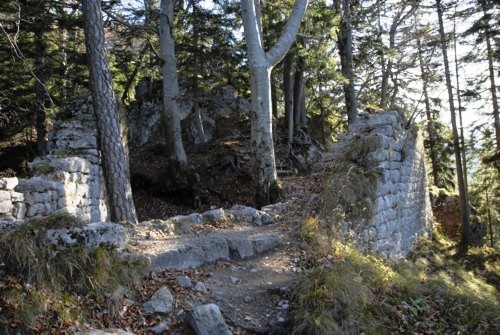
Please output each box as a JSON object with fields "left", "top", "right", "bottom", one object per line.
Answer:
{"left": 436, "top": 0, "right": 472, "bottom": 250}
{"left": 82, "top": 0, "right": 138, "bottom": 224}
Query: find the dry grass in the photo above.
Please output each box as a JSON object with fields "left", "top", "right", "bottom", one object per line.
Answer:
{"left": 291, "top": 223, "right": 500, "bottom": 334}
{"left": 0, "top": 213, "right": 145, "bottom": 333}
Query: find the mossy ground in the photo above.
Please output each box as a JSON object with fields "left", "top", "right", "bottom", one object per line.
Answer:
{"left": 0, "top": 213, "right": 145, "bottom": 334}
{"left": 291, "top": 221, "right": 500, "bottom": 335}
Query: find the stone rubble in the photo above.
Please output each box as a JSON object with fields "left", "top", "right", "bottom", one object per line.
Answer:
{"left": 186, "top": 303, "right": 233, "bottom": 335}
{"left": 45, "top": 222, "right": 129, "bottom": 251}
{"left": 142, "top": 286, "right": 175, "bottom": 315}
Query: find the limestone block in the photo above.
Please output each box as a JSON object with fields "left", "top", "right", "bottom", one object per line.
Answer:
{"left": 69, "top": 134, "right": 97, "bottom": 149}
{"left": 57, "top": 197, "right": 67, "bottom": 209}
{"left": 75, "top": 185, "right": 89, "bottom": 198}
{"left": 16, "top": 177, "right": 64, "bottom": 194}
{"left": 45, "top": 222, "right": 128, "bottom": 251}
{"left": 51, "top": 170, "right": 71, "bottom": 183}
{"left": 45, "top": 202, "right": 56, "bottom": 215}
{"left": 371, "top": 125, "right": 394, "bottom": 137}
{"left": 250, "top": 235, "right": 281, "bottom": 254}
{"left": 348, "top": 122, "right": 369, "bottom": 133}
{"left": 0, "top": 190, "right": 10, "bottom": 201}
{"left": 202, "top": 208, "right": 226, "bottom": 222}
{"left": 186, "top": 304, "right": 232, "bottom": 335}
{"left": 12, "top": 202, "right": 27, "bottom": 219}
{"left": 142, "top": 286, "right": 174, "bottom": 315}
{"left": 171, "top": 213, "right": 204, "bottom": 225}
{"left": 227, "top": 236, "right": 254, "bottom": 259}
{"left": 368, "top": 149, "right": 388, "bottom": 162}
{"left": 26, "top": 203, "right": 44, "bottom": 217}
{"left": 65, "top": 182, "right": 77, "bottom": 195}
{"left": 0, "top": 177, "right": 18, "bottom": 190}
{"left": 50, "top": 157, "right": 90, "bottom": 173}
{"left": 366, "top": 112, "right": 399, "bottom": 128}
{"left": 0, "top": 200, "right": 12, "bottom": 214}
{"left": 10, "top": 191, "right": 24, "bottom": 202}
{"left": 362, "top": 229, "right": 370, "bottom": 243}
{"left": 388, "top": 151, "right": 401, "bottom": 162}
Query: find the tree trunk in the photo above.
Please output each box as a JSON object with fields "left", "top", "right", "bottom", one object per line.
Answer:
{"left": 82, "top": 0, "right": 138, "bottom": 224}
{"left": 283, "top": 53, "right": 294, "bottom": 146}
{"left": 417, "top": 34, "right": 441, "bottom": 187}
{"left": 34, "top": 29, "right": 49, "bottom": 156}
{"left": 452, "top": 10, "right": 469, "bottom": 193}
{"left": 159, "top": 0, "right": 189, "bottom": 174}
{"left": 271, "top": 74, "right": 279, "bottom": 119}
{"left": 241, "top": 0, "right": 309, "bottom": 207}
{"left": 336, "top": 0, "right": 357, "bottom": 123}
{"left": 480, "top": 1, "right": 500, "bottom": 150}
{"left": 191, "top": 0, "right": 206, "bottom": 144}
{"left": 293, "top": 54, "right": 305, "bottom": 127}
{"left": 436, "top": 0, "right": 471, "bottom": 250}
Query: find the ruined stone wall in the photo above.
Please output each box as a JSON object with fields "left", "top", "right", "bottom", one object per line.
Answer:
{"left": 0, "top": 97, "right": 108, "bottom": 228}
{"left": 324, "top": 111, "right": 433, "bottom": 258}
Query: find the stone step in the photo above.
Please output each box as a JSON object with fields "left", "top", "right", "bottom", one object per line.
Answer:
{"left": 138, "top": 227, "right": 281, "bottom": 270}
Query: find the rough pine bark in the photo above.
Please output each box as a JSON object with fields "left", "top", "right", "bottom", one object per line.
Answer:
{"left": 241, "top": 0, "right": 309, "bottom": 207}
{"left": 283, "top": 53, "right": 294, "bottom": 146}
{"left": 480, "top": 0, "right": 500, "bottom": 150}
{"left": 336, "top": 0, "right": 357, "bottom": 124}
{"left": 82, "top": 0, "right": 138, "bottom": 224}
{"left": 417, "top": 34, "right": 441, "bottom": 187}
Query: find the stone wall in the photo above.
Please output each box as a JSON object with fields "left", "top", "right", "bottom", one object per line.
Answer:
{"left": 0, "top": 97, "right": 108, "bottom": 228}
{"left": 323, "top": 111, "right": 433, "bottom": 258}
{"left": 0, "top": 177, "right": 26, "bottom": 226}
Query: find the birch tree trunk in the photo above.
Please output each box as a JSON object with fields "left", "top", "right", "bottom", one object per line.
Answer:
{"left": 436, "top": 0, "right": 471, "bottom": 250}
{"left": 241, "top": 0, "right": 309, "bottom": 207}
{"left": 82, "top": 0, "right": 138, "bottom": 224}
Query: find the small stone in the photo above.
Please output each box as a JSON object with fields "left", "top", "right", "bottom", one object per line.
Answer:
{"left": 229, "top": 276, "right": 239, "bottom": 284}
{"left": 194, "top": 281, "right": 207, "bottom": 293}
{"left": 147, "top": 320, "right": 170, "bottom": 334}
{"left": 244, "top": 296, "right": 252, "bottom": 303}
{"left": 176, "top": 275, "right": 192, "bottom": 288}
{"left": 142, "top": 286, "right": 174, "bottom": 315}
{"left": 186, "top": 304, "right": 232, "bottom": 335}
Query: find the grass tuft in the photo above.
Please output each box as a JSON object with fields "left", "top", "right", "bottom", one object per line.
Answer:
{"left": 0, "top": 213, "right": 145, "bottom": 333}
{"left": 292, "top": 226, "right": 500, "bottom": 334}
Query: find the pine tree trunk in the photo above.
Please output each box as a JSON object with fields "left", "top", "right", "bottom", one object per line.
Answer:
{"left": 481, "top": 1, "right": 500, "bottom": 150}
{"left": 417, "top": 35, "right": 441, "bottom": 187}
{"left": 293, "top": 55, "right": 305, "bottom": 127}
{"left": 452, "top": 14, "right": 469, "bottom": 193}
{"left": 82, "top": 0, "right": 138, "bottom": 224}
{"left": 283, "top": 54, "right": 294, "bottom": 146}
{"left": 436, "top": 0, "right": 471, "bottom": 250}
{"left": 34, "top": 29, "right": 49, "bottom": 156}
{"left": 336, "top": 0, "right": 357, "bottom": 123}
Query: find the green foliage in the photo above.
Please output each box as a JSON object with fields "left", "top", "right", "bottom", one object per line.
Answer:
{"left": 0, "top": 213, "right": 145, "bottom": 331}
{"left": 292, "top": 231, "right": 500, "bottom": 334}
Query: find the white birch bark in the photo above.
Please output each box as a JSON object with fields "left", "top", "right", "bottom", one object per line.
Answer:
{"left": 241, "top": 0, "right": 309, "bottom": 206}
